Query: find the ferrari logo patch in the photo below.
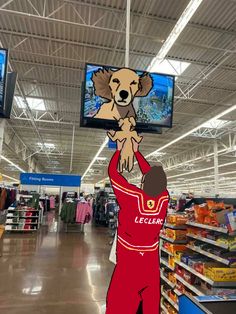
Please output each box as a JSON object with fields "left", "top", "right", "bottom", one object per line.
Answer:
{"left": 147, "top": 200, "right": 155, "bottom": 209}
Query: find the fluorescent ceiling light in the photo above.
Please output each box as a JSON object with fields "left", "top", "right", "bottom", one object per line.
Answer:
{"left": 37, "top": 143, "right": 55, "bottom": 149}
{"left": 168, "top": 160, "right": 236, "bottom": 179}
{"left": 81, "top": 136, "right": 109, "bottom": 181}
{"left": 47, "top": 160, "right": 60, "bottom": 165}
{"left": 96, "top": 157, "right": 107, "bottom": 161}
{"left": 1, "top": 155, "right": 25, "bottom": 172}
{"left": 148, "top": 0, "right": 203, "bottom": 70}
{"left": 15, "top": 96, "right": 46, "bottom": 111}
{"left": 149, "top": 59, "right": 190, "bottom": 76}
{"left": 201, "top": 119, "right": 229, "bottom": 129}
{"left": 169, "top": 170, "right": 236, "bottom": 183}
{"left": 146, "top": 104, "right": 236, "bottom": 159}
{"left": 2, "top": 173, "right": 19, "bottom": 182}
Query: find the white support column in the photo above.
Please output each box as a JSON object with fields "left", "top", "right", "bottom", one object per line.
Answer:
{"left": 0, "top": 119, "right": 6, "bottom": 158}
{"left": 214, "top": 140, "right": 219, "bottom": 196}
{"left": 70, "top": 124, "right": 75, "bottom": 173}
{"left": 125, "top": 0, "right": 131, "bottom": 67}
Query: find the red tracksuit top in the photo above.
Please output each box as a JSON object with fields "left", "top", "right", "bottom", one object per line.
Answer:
{"left": 108, "top": 150, "right": 169, "bottom": 252}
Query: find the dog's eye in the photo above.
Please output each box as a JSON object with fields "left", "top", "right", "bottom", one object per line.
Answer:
{"left": 130, "top": 81, "right": 137, "bottom": 85}
{"left": 112, "top": 78, "right": 120, "bottom": 84}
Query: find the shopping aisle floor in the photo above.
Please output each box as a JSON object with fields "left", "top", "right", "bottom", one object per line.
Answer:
{"left": 0, "top": 217, "right": 114, "bottom": 314}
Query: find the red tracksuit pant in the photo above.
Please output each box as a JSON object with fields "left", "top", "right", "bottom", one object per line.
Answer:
{"left": 106, "top": 243, "right": 160, "bottom": 314}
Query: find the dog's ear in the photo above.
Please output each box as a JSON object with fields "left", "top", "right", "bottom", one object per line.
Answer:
{"left": 118, "top": 118, "right": 124, "bottom": 128}
{"left": 92, "top": 68, "right": 114, "bottom": 100}
{"left": 136, "top": 73, "right": 153, "bottom": 97}
{"left": 129, "top": 116, "right": 136, "bottom": 127}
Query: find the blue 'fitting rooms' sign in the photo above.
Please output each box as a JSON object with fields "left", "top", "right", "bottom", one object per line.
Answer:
{"left": 20, "top": 173, "right": 81, "bottom": 187}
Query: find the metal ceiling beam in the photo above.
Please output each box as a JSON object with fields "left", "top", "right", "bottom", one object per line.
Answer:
{"left": 12, "top": 57, "right": 236, "bottom": 90}
{"left": 3, "top": 123, "right": 43, "bottom": 172}
{"left": 62, "top": 0, "right": 236, "bottom": 38}
{"left": 19, "top": 78, "right": 81, "bottom": 89}
{"left": 1, "top": 28, "right": 236, "bottom": 73}
{"left": 0, "top": 39, "right": 49, "bottom": 171}
{"left": 0, "top": 8, "right": 158, "bottom": 41}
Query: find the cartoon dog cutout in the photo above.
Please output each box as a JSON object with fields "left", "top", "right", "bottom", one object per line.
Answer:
{"left": 107, "top": 117, "right": 143, "bottom": 173}
{"left": 92, "top": 68, "right": 153, "bottom": 121}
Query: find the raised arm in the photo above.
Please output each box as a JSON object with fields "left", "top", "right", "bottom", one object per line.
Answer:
{"left": 135, "top": 151, "right": 151, "bottom": 175}
{"left": 108, "top": 149, "right": 131, "bottom": 188}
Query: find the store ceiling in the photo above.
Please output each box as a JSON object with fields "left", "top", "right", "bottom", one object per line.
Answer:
{"left": 0, "top": 0, "right": 236, "bottom": 195}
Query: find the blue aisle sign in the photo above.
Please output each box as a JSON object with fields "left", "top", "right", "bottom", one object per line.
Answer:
{"left": 20, "top": 173, "right": 81, "bottom": 187}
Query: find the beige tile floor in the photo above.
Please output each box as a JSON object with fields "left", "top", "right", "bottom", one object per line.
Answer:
{"left": 0, "top": 217, "right": 114, "bottom": 314}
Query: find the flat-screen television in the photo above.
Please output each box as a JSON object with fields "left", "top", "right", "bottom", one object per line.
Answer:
{"left": 80, "top": 63, "right": 175, "bottom": 133}
{"left": 2, "top": 71, "right": 17, "bottom": 118}
{"left": 0, "top": 48, "right": 8, "bottom": 114}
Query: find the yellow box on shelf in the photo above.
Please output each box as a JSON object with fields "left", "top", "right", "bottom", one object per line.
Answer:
{"left": 204, "top": 263, "right": 236, "bottom": 282}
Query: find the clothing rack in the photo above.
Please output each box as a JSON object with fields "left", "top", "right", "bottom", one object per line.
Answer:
{"left": 60, "top": 199, "right": 92, "bottom": 233}
{"left": 5, "top": 193, "right": 42, "bottom": 232}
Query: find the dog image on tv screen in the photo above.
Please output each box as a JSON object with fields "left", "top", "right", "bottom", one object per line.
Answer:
{"left": 91, "top": 67, "right": 153, "bottom": 121}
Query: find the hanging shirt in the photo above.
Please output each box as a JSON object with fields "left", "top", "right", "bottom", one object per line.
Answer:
{"left": 76, "top": 202, "right": 92, "bottom": 224}
{"left": 50, "top": 196, "right": 55, "bottom": 209}
{"left": 108, "top": 150, "right": 169, "bottom": 252}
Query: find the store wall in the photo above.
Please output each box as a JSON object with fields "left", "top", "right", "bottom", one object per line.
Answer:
{"left": 80, "top": 184, "right": 94, "bottom": 194}
{"left": 21, "top": 185, "right": 40, "bottom": 193}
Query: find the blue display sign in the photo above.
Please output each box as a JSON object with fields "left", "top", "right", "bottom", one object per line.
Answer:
{"left": 0, "top": 48, "right": 8, "bottom": 113}
{"left": 108, "top": 139, "right": 117, "bottom": 150}
{"left": 20, "top": 173, "right": 81, "bottom": 187}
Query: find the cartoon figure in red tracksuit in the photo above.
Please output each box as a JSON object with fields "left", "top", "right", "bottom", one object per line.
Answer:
{"left": 106, "top": 140, "right": 169, "bottom": 314}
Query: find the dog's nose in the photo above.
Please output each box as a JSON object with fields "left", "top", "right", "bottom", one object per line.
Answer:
{"left": 119, "top": 90, "right": 129, "bottom": 99}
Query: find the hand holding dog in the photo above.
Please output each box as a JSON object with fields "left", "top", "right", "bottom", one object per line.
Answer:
{"left": 107, "top": 118, "right": 142, "bottom": 172}
{"left": 132, "top": 137, "right": 143, "bottom": 153}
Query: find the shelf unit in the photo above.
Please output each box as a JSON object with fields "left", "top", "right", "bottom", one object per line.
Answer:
{"left": 174, "top": 273, "right": 204, "bottom": 296}
{"left": 161, "top": 271, "right": 175, "bottom": 289}
{"left": 164, "top": 223, "right": 187, "bottom": 230}
{"left": 5, "top": 206, "right": 41, "bottom": 232}
{"left": 187, "top": 244, "right": 230, "bottom": 266}
{"left": 186, "top": 221, "right": 228, "bottom": 234}
{"left": 187, "top": 233, "right": 229, "bottom": 249}
{"left": 160, "top": 234, "right": 187, "bottom": 244}
{"left": 175, "top": 260, "right": 236, "bottom": 287}
{"left": 160, "top": 222, "right": 186, "bottom": 313}
{"left": 161, "top": 247, "right": 174, "bottom": 256}
{"left": 161, "top": 290, "right": 179, "bottom": 311}
{"left": 160, "top": 303, "right": 169, "bottom": 313}
{"left": 160, "top": 257, "right": 175, "bottom": 271}
{"left": 160, "top": 217, "right": 236, "bottom": 311}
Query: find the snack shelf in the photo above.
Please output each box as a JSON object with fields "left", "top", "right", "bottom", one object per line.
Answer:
{"left": 160, "top": 258, "right": 175, "bottom": 271}
{"left": 173, "top": 288, "right": 182, "bottom": 296}
{"left": 164, "top": 223, "right": 187, "bottom": 230}
{"left": 161, "top": 247, "right": 174, "bottom": 256}
{"left": 160, "top": 234, "right": 187, "bottom": 244}
{"left": 161, "top": 271, "right": 175, "bottom": 288}
{"left": 175, "top": 273, "right": 204, "bottom": 296}
{"left": 160, "top": 303, "right": 169, "bottom": 313}
{"left": 175, "top": 260, "right": 236, "bottom": 287}
{"left": 187, "top": 244, "right": 230, "bottom": 266}
{"left": 186, "top": 221, "right": 228, "bottom": 234}
{"left": 187, "top": 233, "right": 229, "bottom": 249}
{"left": 161, "top": 291, "right": 179, "bottom": 311}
